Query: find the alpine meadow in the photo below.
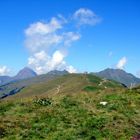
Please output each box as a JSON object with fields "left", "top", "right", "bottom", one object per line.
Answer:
{"left": 0, "top": 0, "right": 140, "bottom": 140}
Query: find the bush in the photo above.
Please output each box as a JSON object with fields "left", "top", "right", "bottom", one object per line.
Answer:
{"left": 33, "top": 97, "right": 52, "bottom": 106}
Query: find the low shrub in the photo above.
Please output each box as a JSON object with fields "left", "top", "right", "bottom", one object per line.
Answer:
{"left": 33, "top": 97, "right": 52, "bottom": 106}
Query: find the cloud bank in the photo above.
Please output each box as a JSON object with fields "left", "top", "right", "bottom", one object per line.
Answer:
{"left": 25, "top": 8, "right": 100, "bottom": 74}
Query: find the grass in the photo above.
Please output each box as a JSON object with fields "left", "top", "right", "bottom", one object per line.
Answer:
{"left": 0, "top": 90, "right": 140, "bottom": 139}
{"left": 0, "top": 74, "right": 139, "bottom": 139}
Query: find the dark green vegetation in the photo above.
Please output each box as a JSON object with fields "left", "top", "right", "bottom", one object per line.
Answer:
{"left": 0, "top": 74, "right": 140, "bottom": 140}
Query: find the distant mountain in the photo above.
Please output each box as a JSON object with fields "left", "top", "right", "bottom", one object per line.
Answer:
{"left": 95, "top": 68, "right": 140, "bottom": 87}
{"left": 14, "top": 67, "right": 37, "bottom": 80}
{"left": 0, "top": 67, "right": 37, "bottom": 86}
{"left": 0, "top": 76, "right": 12, "bottom": 85}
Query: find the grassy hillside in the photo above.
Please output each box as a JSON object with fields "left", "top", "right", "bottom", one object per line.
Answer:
{"left": 0, "top": 74, "right": 140, "bottom": 139}
{"left": 6, "top": 74, "right": 124, "bottom": 100}
{"left": 0, "top": 71, "right": 67, "bottom": 98}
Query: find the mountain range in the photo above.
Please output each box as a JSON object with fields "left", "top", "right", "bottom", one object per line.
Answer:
{"left": 1, "top": 67, "right": 140, "bottom": 87}
{"left": 0, "top": 67, "right": 140, "bottom": 99}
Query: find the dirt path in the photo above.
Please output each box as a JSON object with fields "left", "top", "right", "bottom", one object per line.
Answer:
{"left": 98, "top": 78, "right": 107, "bottom": 89}
{"left": 56, "top": 85, "right": 61, "bottom": 94}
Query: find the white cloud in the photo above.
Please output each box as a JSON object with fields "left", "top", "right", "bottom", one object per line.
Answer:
{"left": 28, "top": 50, "right": 60, "bottom": 74}
{"left": 116, "top": 57, "right": 127, "bottom": 69}
{"left": 25, "top": 17, "right": 62, "bottom": 36}
{"left": 66, "top": 65, "right": 77, "bottom": 73}
{"left": 27, "top": 50, "right": 75, "bottom": 74}
{"left": 34, "top": 51, "right": 47, "bottom": 61}
{"left": 0, "top": 66, "right": 10, "bottom": 76}
{"left": 25, "top": 32, "right": 63, "bottom": 53}
{"left": 52, "top": 51, "right": 65, "bottom": 65}
{"left": 25, "top": 17, "right": 64, "bottom": 53}
{"left": 46, "top": 51, "right": 65, "bottom": 71}
{"left": 63, "top": 32, "right": 81, "bottom": 46}
{"left": 73, "top": 8, "right": 101, "bottom": 26}
{"left": 25, "top": 8, "right": 101, "bottom": 74}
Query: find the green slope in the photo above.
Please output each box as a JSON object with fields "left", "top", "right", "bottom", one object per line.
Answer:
{"left": 6, "top": 74, "right": 124, "bottom": 100}
{"left": 0, "top": 74, "right": 140, "bottom": 140}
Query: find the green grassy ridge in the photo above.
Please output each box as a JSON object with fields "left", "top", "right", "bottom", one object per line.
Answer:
{"left": 6, "top": 74, "right": 124, "bottom": 100}
{"left": 0, "top": 71, "right": 68, "bottom": 97}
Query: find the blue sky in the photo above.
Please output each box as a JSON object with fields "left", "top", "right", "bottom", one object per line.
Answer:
{"left": 0, "top": 0, "right": 140, "bottom": 76}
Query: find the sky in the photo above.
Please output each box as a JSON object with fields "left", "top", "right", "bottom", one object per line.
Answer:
{"left": 0, "top": 0, "right": 140, "bottom": 77}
